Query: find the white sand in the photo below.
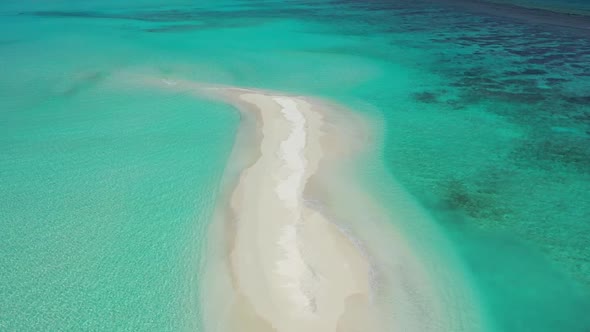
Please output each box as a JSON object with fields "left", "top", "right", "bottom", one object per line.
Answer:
{"left": 118, "top": 74, "right": 484, "bottom": 332}
{"left": 223, "top": 92, "right": 380, "bottom": 332}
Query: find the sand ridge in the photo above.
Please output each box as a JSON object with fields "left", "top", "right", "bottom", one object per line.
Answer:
{"left": 223, "top": 92, "right": 377, "bottom": 332}
{"left": 118, "top": 73, "right": 485, "bottom": 332}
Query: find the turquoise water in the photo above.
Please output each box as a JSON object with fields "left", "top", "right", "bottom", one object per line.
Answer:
{"left": 1, "top": 0, "right": 589, "bottom": 331}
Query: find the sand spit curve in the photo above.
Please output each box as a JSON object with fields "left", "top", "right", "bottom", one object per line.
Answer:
{"left": 120, "top": 74, "right": 485, "bottom": 332}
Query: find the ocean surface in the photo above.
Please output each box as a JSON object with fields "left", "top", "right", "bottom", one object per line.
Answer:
{"left": 1, "top": 0, "right": 589, "bottom": 331}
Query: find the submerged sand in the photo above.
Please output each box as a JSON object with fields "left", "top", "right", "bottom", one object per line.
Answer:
{"left": 120, "top": 74, "right": 484, "bottom": 332}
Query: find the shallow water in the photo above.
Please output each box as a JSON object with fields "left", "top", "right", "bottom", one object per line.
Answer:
{"left": 0, "top": 0, "right": 589, "bottom": 331}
